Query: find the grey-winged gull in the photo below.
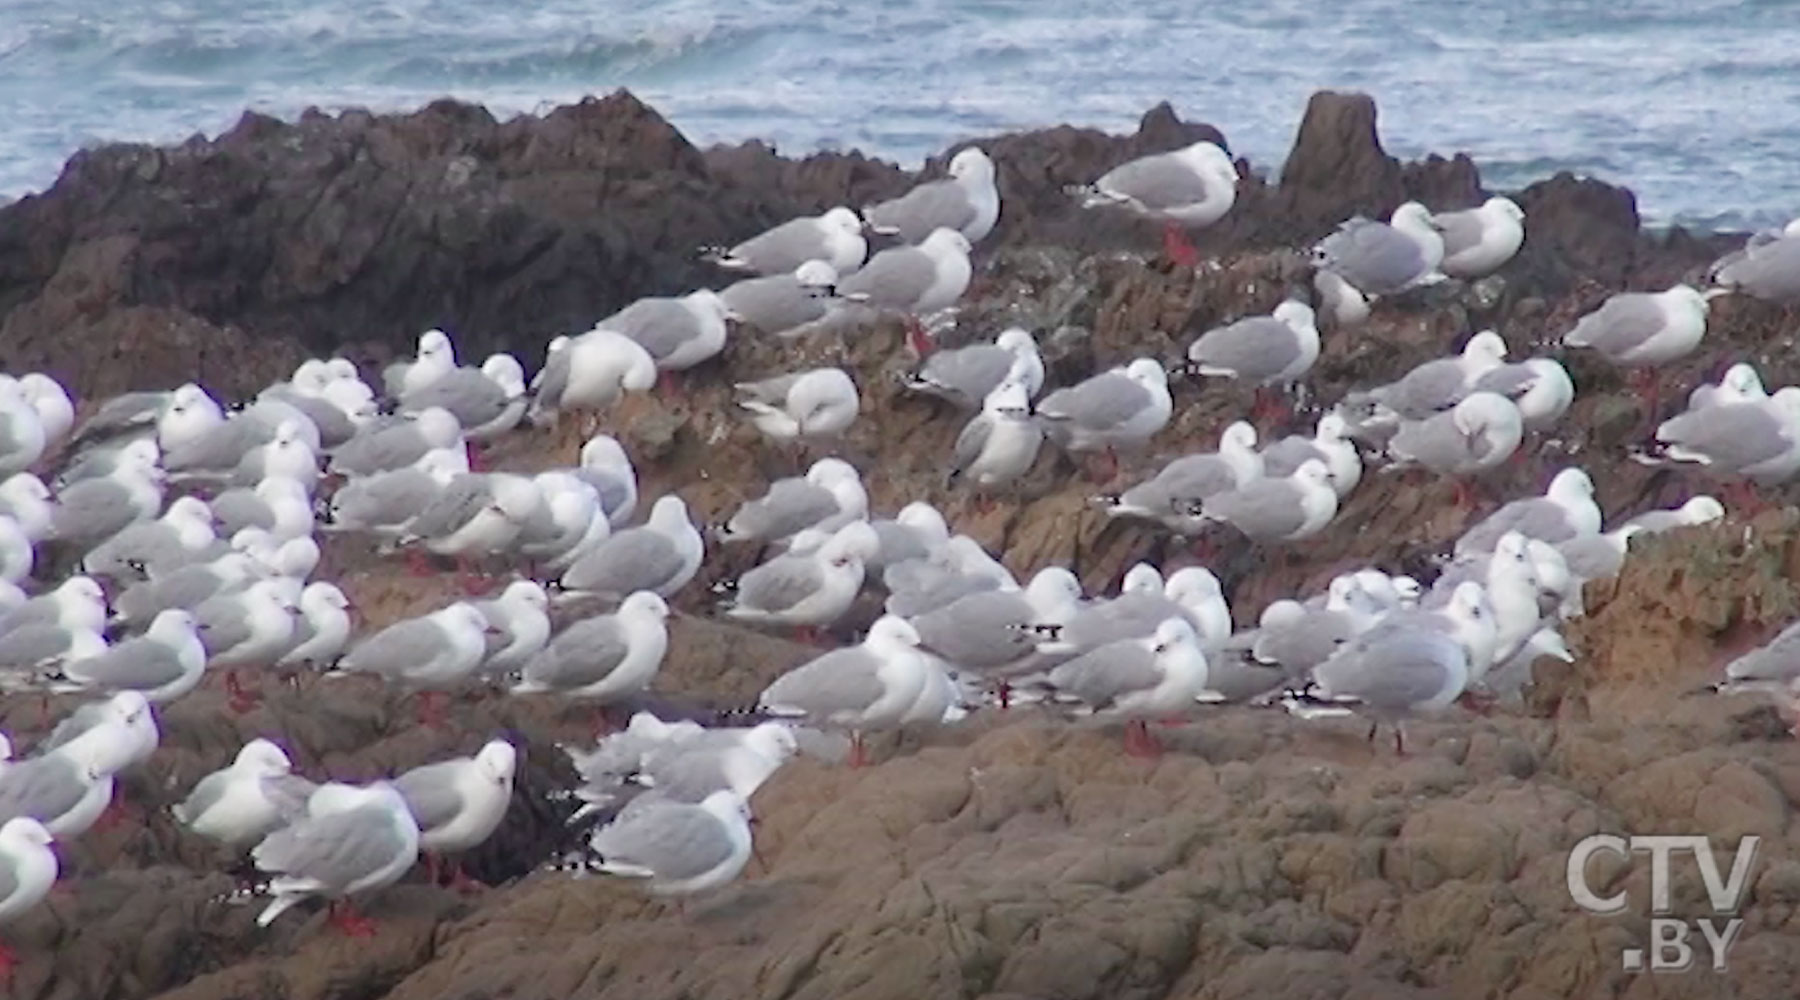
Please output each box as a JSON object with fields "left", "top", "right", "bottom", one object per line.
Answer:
{"left": 578, "top": 789, "right": 753, "bottom": 897}
{"left": 399, "top": 355, "right": 527, "bottom": 442}
{"left": 393, "top": 740, "right": 516, "bottom": 888}
{"left": 720, "top": 260, "right": 843, "bottom": 339}
{"left": 904, "top": 326, "right": 1044, "bottom": 409}
{"left": 1687, "top": 362, "right": 1767, "bottom": 411}
{"left": 719, "top": 458, "right": 866, "bottom": 546}
{"left": 559, "top": 496, "right": 704, "bottom": 601}
{"left": 1182, "top": 300, "right": 1320, "bottom": 418}
{"left": 1710, "top": 219, "right": 1800, "bottom": 304}
{"left": 382, "top": 329, "right": 457, "bottom": 400}
{"left": 330, "top": 408, "right": 463, "bottom": 477}
{"left": 909, "top": 567, "right": 1083, "bottom": 679}
{"left": 211, "top": 476, "right": 314, "bottom": 542}
{"left": 1369, "top": 330, "right": 1509, "bottom": 422}
{"left": 324, "top": 448, "right": 466, "bottom": 536}
{"left": 595, "top": 290, "right": 737, "bottom": 374}
{"left": 1561, "top": 285, "right": 1711, "bottom": 414}
{"left": 834, "top": 228, "right": 974, "bottom": 355}
{"left": 526, "top": 330, "right": 658, "bottom": 429}
{"left": 1454, "top": 467, "right": 1601, "bottom": 556}
{"left": 231, "top": 419, "right": 319, "bottom": 487}
{"left": 0, "top": 621, "right": 105, "bottom": 676}
{"left": 0, "top": 387, "right": 45, "bottom": 478}
{"left": 277, "top": 583, "right": 353, "bottom": 670}
{"left": 330, "top": 603, "right": 493, "bottom": 725}
{"left": 572, "top": 434, "right": 639, "bottom": 528}
{"left": 862, "top": 147, "right": 999, "bottom": 245}
{"left": 1429, "top": 197, "right": 1525, "bottom": 279}
{"left": 0, "top": 474, "right": 50, "bottom": 543}
{"left": 0, "top": 517, "right": 29, "bottom": 586}
{"left": 1313, "top": 269, "right": 1370, "bottom": 328}
{"left": 51, "top": 609, "right": 204, "bottom": 703}
{"left": 1298, "top": 580, "right": 1496, "bottom": 753}
{"left": 1201, "top": 459, "right": 1339, "bottom": 542}
{"left": 50, "top": 453, "right": 163, "bottom": 549}
{"left": 758, "top": 615, "right": 931, "bottom": 766}
{"left": 80, "top": 495, "right": 216, "bottom": 579}
{"left": 399, "top": 472, "right": 543, "bottom": 564}
{"left": 1386, "top": 391, "right": 1524, "bottom": 496}
{"left": 0, "top": 695, "right": 152, "bottom": 837}
{"left": 1621, "top": 496, "right": 1725, "bottom": 535}
{"left": 1098, "top": 421, "right": 1262, "bottom": 534}
{"left": 1034, "top": 357, "right": 1172, "bottom": 480}
{"left": 1311, "top": 201, "right": 1446, "bottom": 295}
{"left": 468, "top": 580, "right": 550, "bottom": 675}
{"left": 2, "top": 576, "right": 106, "bottom": 638}
{"left": 1071, "top": 140, "right": 1237, "bottom": 265}
{"left": 251, "top": 781, "right": 420, "bottom": 935}
{"left": 1653, "top": 388, "right": 1800, "bottom": 490}
{"left": 734, "top": 368, "right": 860, "bottom": 444}
{"left": 171, "top": 738, "right": 303, "bottom": 847}
{"left": 513, "top": 591, "right": 669, "bottom": 700}
{"left": 0, "top": 817, "right": 57, "bottom": 968}
{"left": 1469, "top": 356, "right": 1574, "bottom": 432}
{"left": 868, "top": 502, "right": 949, "bottom": 575}
{"left": 1039, "top": 617, "right": 1214, "bottom": 755}
{"left": 722, "top": 521, "right": 880, "bottom": 635}
{"left": 1259, "top": 412, "right": 1363, "bottom": 497}
{"left": 704, "top": 206, "right": 867, "bottom": 276}
{"left": 946, "top": 377, "right": 1043, "bottom": 492}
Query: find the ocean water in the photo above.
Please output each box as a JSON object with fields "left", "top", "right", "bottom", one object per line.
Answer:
{"left": 1, "top": 0, "right": 1797, "bottom": 230}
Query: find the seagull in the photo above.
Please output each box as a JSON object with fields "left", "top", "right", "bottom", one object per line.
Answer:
{"left": 250, "top": 781, "right": 421, "bottom": 936}
{"left": 861, "top": 146, "right": 999, "bottom": 245}
{"left": 704, "top": 207, "right": 867, "bottom": 277}
{"left": 1071, "top": 140, "right": 1238, "bottom": 267}
{"left": 393, "top": 740, "right": 517, "bottom": 889}
{"left": 1429, "top": 197, "right": 1526, "bottom": 279}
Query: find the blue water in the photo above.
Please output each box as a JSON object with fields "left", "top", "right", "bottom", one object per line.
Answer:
{"left": 2, "top": 0, "right": 1797, "bottom": 230}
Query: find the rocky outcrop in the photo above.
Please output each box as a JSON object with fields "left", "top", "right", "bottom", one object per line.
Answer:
{"left": 3, "top": 89, "right": 1800, "bottom": 1000}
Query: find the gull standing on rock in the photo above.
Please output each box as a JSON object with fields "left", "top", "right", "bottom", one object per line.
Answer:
{"left": 1182, "top": 300, "right": 1320, "bottom": 420}
{"left": 277, "top": 583, "right": 354, "bottom": 671}
{"left": 596, "top": 289, "right": 739, "bottom": 379}
{"left": 0, "top": 475, "right": 51, "bottom": 543}
{"left": 513, "top": 591, "right": 670, "bottom": 702}
{"left": 1621, "top": 496, "right": 1726, "bottom": 535}
{"left": 324, "top": 448, "right": 466, "bottom": 537}
{"left": 330, "top": 603, "right": 495, "bottom": 724}
{"left": 572, "top": 434, "right": 638, "bottom": 528}
{"left": 1311, "top": 201, "right": 1447, "bottom": 296}
{"left": 909, "top": 566, "right": 1084, "bottom": 682}
{"left": 250, "top": 781, "right": 421, "bottom": 936}
{"left": 171, "top": 738, "right": 303, "bottom": 848}
{"left": 50, "top": 447, "right": 164, "bottom": 549}
{"left": 1386, "top": 392, "right": 1525, "bottom": 504}
{"left": 862, "top": 147, "right": 1000, "bottom": 245}
{"left": 469, "top": 580, "right": 551, "bottom": 676}
{"left": 1709, "top": 218, "right": 1800, "bottom": 304}
{"left": 758, "top": 615, "right": 931, "bottom": 767}
{"left": 0, "top": 817, "right": 57, "bottom": 980}
{"left": 1200, "top": 459, "right": 1340, "bottom": 543}
{"left": 1470, "top": 356, "right": 1575, "bottom": 433}
{"left": 232, "top": 420, "right": 319, "bottom": 487}
{"left": 111, "top": 552, "right": 260, "bottom": 625}
{"left": 1071, "top": 140, "right": 1238, "bottom": 267}
{"left": 527, "top": 330, "right": 658, "bottom": 429}
{"left": 49, "top": 609, "right": 204, "bottom": 703}
{"left": 704, "top": 206, "right": 867, "bottom": 277}
{"left": 3, "top": 577, "right": 106, "bottom": 638}
{"left": 394, "top": 740, "right": 517, "bottom": 889}
{"left": 946, "top": 377, "right": 1043, "bottom": 495}
{"left": 719, "top": 459, "right": 867, "bottom": 546}
{"left": 834, "top": 227, "right": 975, "bottom": 356}
{"left": 17, "top": 374, "right": 74, "bottom": 449}
{"left": 578, "top": 789, "right": 753, "bottom": 898}
{"left": 720, "top": 260, "right": 844, "bottom": 339}
{"left": 80, "top": 495, "right": 215, "bottom": 579}
{"left": 1099, "top": 421, "right": 1263, "bottom": 534}
{"left": 1035, "top": 358, "right": 1173, "bottom": 481}
{"left": 1653, "top": 387, "right": 1800, "bottom": 501}
{"left": 0, "top": 384, "right": 46, "bottom": 478}
{"left": 1366, "top": 330, "right": 1510, "bottom": 423}
{"left": 1298, "top": 580, "right": 1497, "bottom": 754}
{"left": 722, "top": 521, "right": 881, "bottom": 637}
{"left": 329, "top": 408, "right": 463, "bottom": 478}
{"left": 0, "top": 517, "right": 31, "bottom": 587}
{"left": 559, "top": 496, "right": 705, "bottom": 601}
{"left": 1258, "top": 412, "right": 1363, "bottom": 497}
{"left": 399, "top": 354, "right": 528, "bottom": 443}
{"left": 1560, "top": 285, "right": 1711, "bottom": 416}
{"left": 1429, "top": 197, "right": 1526, "bottom": 279}
{"left": 210, "top": 476, "right": 314, "bottom": 542}
{"left": 1454, "top": 467, "right": 1602, "bottom": 556}
{"left": 904, "top": 327, "right": 1044, "bottom": 409}
{"left": 733, "top": 368, "right": 860, "bottom": 446}
{"left": 1040, "top": 618, "right": 1215, "bottom": 756}
{"left": 398, "top": 473, "right": 544, "bottom": 576}
{"left": 383, "top": 329, "right": 458, "bottom": 400}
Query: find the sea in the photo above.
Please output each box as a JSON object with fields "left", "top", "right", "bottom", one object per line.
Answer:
{"left": 2, "top": 0, "right": 1797, "bottom": 231}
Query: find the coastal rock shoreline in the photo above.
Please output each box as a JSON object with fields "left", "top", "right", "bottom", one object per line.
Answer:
{"left": 1, "top": 88, "right": 1798, "bottom": 1000}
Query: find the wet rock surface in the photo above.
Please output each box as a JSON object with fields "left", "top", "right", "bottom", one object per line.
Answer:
{"left": 2, "top": 89, "right": 1800, "bottom": 999}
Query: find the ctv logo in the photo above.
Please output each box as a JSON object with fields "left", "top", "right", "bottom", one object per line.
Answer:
{"left": 1567, "top": 835, "right": 1759, "bottom": 972}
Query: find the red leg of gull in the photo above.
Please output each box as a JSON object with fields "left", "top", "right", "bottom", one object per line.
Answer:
{"left": 1123, "top": 719, "right": 1164, "bottom": 758}
{"left": 415, "top": 691, "right": 449, "bottom": 729}
{"left": 792, "top": 625, "right": 822, "bottom": 646}
{"left": 455, "top": 558, "right": 494, "bottom": 596}
{"left": 404, "top": 548, "right": 434, "bottom": 578}
{"left": 444, "top": 861, "right": 483, "bottom": 895}
{"left": 423, "top": 852, "right": 442, "bottom": 885}
{"left": 466, "top": 441, "right": 489, "bottom": 474}
{"left": 1393, "top": 725, "right": 1410, "bottom": 757}
{"left": 656, "top": 369, "right": 680, "bottom": 400}
{"left": 1086, "top": 447, "right": 1121, "bottom": 484}
{"left": 1161, "top": 222, "right": 1200, "bottom": 269}
{"left": 0, "top": 942, "right": 19, "bottom": 987}
{"left": 226, "top": 670, "right": 262, "bottom": 714}
{"left": 905, "top": 315, "right": 936, "bottom": 358}
{"left": 1629, "top": 368, "right": 1663, "bottom": 426}
{"left": 1450, "top": 478, "right": 1480, "bottom": 510}
{"left": 994, "top": 679, "right": 1013, "bottom": 711}
{"left": 327, "top": 900, "right": 379, "bottom": 938}
{"left": 847, "top": 732, "right": 869, "bottom": 769}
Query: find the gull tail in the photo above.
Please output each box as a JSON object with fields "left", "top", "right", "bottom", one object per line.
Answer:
{"left": 698, "top": 246, "right": 753, "bottom": 272}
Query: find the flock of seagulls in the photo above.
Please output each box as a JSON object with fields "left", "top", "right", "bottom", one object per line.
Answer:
{"left": 2, "top": 132, "right": 1800, "bottom": 971}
